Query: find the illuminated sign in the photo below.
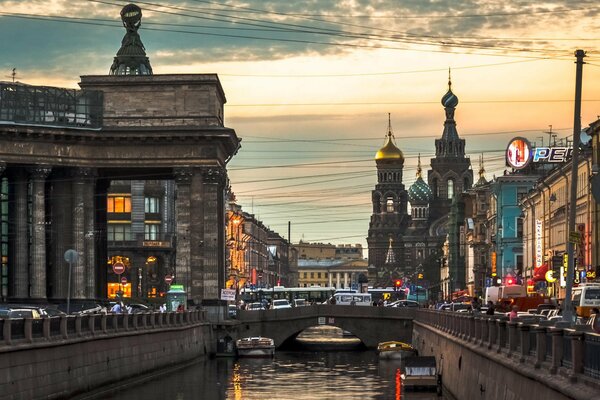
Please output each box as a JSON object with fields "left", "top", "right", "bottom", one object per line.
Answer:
{"left": 506, "top": 137, "right": 531, "bottom": 169}
{"left": 491, "top": 252, "right": 497, "bottom": 277}
{"left": 545, "top": 270, "right": 557, "bottom": 283}
{"left": 535, "top": 219, "right": 543, "bottom": 268}
{"left": 506, "top": 137, "right": 572, "bottom": 170}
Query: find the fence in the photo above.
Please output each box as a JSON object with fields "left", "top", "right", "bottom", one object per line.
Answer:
{"left": 415, "top": 309, "right": 600, "bottom": 384}
{"left": 0, "top": 310, "right": 206, "bottom": 346}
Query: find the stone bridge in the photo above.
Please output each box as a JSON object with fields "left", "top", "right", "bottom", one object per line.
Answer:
{"left": 232, "top": 305, "right": 416, "bottom": 348}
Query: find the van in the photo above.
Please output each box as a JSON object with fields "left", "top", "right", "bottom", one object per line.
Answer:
{"left": 332, "top": 293, "right": 372, "bottom": 306}
{"left": 484, "top": 287, "right": 500, "bottom": 304}
{"left": 498, "top": 285, "right": 526, "bottom": 299}
{"left": 572, "top": 283, "right": 600, "bottom": 318}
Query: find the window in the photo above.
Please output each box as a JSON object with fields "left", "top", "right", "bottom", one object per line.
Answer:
{"left": 303, "top": 272, "right": 307, "bottom": 278}
{"left": 108, "top": 196, "right": 131, "bottom": 213}
{"left": 447, "top": 179, "right": 455, "bottom": 199}
{"left": 108, "top": 224, "right": 131, "bottom": 241}
{"left": 145, "top": 197, "right": 160, "bottom": 213}
{"left": 386, "top": 197, "right": 394, "bottom": 213}
{"left": 317, "top": 272, "right": 321, "bottom": 278}
{"left": 310, "top": 272, "right": 314, "bottom": 278}
{"left": 145, "top": 223, "right": 160, "bottom": 240}
{"left": 516, "top": 217, "right": 523, "bottom": 239}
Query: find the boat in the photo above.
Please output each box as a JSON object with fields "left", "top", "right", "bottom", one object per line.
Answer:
{"left": 377, "top": 341, "right": 417, "bottom": 360}
{"left": 235, "top": 337, "right": 275, "bottom": 358}
{"left": 401, "top": 356, "right": 440, "bottom": 393}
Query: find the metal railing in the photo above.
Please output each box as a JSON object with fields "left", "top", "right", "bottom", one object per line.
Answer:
{"left": 415, "top": 310, "right": 600, "bottom": 384}
{"left": 0, "top": 310, "right": 207, "bottom": 346}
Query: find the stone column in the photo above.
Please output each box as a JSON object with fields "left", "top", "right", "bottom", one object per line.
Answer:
{"left": 29, "top": 166, "right": 52, "bottom": 299}
{"left": 11, "top": 168, "right": 29, "bottom": 299}
{"left": 496, "top": 318, "right": 507, "bottom": 353}
{"left": 336, "top": 273, "right": 340, "bottom": 288}
{"left": 518, "top": 323, "right": 531, "bottom": 363}
{"left": 174, "top": 168, "right": 193, "bottom": 296}
{"left": 566, "top": 329, "right": 585, "bottom": 376}
{"left": 199, "top": 167, "right": 226, "bottom": 302}
{"left": 507, "top": 320, "right": 519, "bottom": 356}
{"left": 343, "top": 272, "right": 348, "bottom": 288}
{"left": 71, "top": 168, "right": 93, "bottom": 299}
{"left": 84, "top": 169, "right": 97, "bottom": 298}
{"left": 532, "top": 325, "right": 547, "bottom": 368}
{"left": 549, "top": 327, "right": 564, "bottom": 374}
{"left": 328, "top": 272, "right": 332, "bottom": 287}
{"left": 488, "top": 317, "right": 497, "bottom": 349}
{"left": 480, "top": 317, "right": 489, "bottom": 346}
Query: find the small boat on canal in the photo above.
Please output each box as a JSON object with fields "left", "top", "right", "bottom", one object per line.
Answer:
{"left": 401, "top": 356, "right": 441, "bottom": 393}
{"left": 236, "top": 337, "right": 275, "bottom": 358}
{"left": 377, "top": 341, "right": 417, "bottom": 360}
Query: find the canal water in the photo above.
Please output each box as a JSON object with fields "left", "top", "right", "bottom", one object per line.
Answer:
{"left": 89, "top": 327, "right": 451, "bottom": 400}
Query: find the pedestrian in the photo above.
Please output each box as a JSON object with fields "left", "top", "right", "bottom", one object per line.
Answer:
{"left": 176, "top": 303, "right": 185, "bottom": 313}
{"left": 329, "top": 297, "right": 337, "bottom": 305}
{"left": 472, "top": 297, "right": 481, "bottom": 312}
{"left": 485, "top": 301, "right": 495, "bottom": 315}
{"left": 509, "top": 305, "right": 518, "bottom": 321}
{"left": 159, "top": 303, "right": 166, "bottom": 313}
{"left": 110, "top": 302, "right": 122, "bottom": 314}
{"left": 591, "top": 308, "right": 600, "bottom": 334}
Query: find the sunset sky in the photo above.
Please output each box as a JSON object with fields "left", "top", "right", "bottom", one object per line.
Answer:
{"left": 2, "top": 0, "right": 600, "bottom": 251}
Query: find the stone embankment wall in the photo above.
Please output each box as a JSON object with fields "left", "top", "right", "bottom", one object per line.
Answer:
{"left": 0, "top": 311, "right": 213, "bottom": 400}
{"left": 413, "top": 310, "right": 600, "bottom": 400}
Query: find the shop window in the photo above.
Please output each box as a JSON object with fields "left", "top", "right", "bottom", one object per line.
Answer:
{"left": 108, "top": 196, "right": 131, "bottom": 213}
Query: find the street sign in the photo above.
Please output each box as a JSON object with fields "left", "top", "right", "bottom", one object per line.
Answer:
{"left": 164, "top": 275, "right": 173, "bottom": 285}
{"left": 569, "top": 231, "right": 581, "bottom": 244}
{"left": 120, "top": 276, "right": 127, "bottom": 284}
{"left": 113, "top": 262, "right": 125, "bottom": 275}
{"left": 220, "top": 288, "right": 236, "bottom": 301}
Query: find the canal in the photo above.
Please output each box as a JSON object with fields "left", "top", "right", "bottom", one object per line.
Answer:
{"left": 83, "top": 327, "right": 452, "bottom": 400}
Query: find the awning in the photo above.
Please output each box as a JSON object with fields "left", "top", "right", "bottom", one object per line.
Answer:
{"left": 532, "top": 264, "right": 549, "bottom": 282}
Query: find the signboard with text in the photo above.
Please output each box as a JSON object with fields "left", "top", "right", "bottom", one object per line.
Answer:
{"left": 506, "top": 137, "right": 572, "bottom": 170}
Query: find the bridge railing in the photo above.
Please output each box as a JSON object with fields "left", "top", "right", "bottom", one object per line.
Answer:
{"left": 0, "top": 310, "right": 207, "bottom": 347}
{"left": 415, "top": 309, "right": 600, "bottom": 385}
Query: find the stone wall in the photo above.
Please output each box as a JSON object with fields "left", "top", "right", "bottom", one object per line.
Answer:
{"left": 413, "top": 310, "right": 600, "bottom": 400}
{"left": 0, "top": 311, "right": 213, "bottom": 400}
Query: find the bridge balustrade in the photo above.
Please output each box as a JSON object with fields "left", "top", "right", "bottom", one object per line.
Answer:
{"left": 416, "top": 310, "right": 600, "bottom": 386}
{"left": 0, "top": 310, "right": 206, "bottom": 347}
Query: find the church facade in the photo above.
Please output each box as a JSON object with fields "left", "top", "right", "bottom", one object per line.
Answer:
{"left": 367, "top": 78, "right": 473, "bottom": 295}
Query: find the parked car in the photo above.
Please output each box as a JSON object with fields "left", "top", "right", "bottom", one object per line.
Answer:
{"left": 0, "top": 307, "right": 43, "bottom": 319}
{"left": 440, "top": 303, "right": 472, "bottom": 312}
{"left": 389, "top": 300, "right": 420, "bottom": 308}
{"left": 293, "top": 299, "right": 307, "bottom": 307}
{"left": 43, "top": 307, "right": 67, "bottom": 317}
{"left": 247, "top": 302, "right": 266, "bottom": 311}
{"left": 271, "top": 299, "right": 292, "bottom": 309}
{"left": 57, "top": 302, "right": 106, "bottom": 315}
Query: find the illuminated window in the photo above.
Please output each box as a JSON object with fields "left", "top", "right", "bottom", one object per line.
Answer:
{"left": 108, "top": 196, "right": 131, "bottom": 213}
{"left": 108, "top": 224, "right": 131, "bottom": 241}
{"left": 145, "top": 223, "right": 160, "bottom": 240}
{"left": 386, "top": 197, "right": 394, "bottom": 213}
{"left": 145, "top": 197, "right": 160, "bottom": 213}
{"left": 447, "top": 179, "right": 455, "bottom": 199}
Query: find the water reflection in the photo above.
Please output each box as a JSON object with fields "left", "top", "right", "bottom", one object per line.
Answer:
{"left": 93, "top": 326, "right": 446, "bottom": 400}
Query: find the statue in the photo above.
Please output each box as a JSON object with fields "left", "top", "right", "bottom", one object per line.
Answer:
{"left": 109, "top": 4, "right": 153, "bottom": 75}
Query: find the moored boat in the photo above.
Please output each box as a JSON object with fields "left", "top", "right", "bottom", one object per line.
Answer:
{"left": 377, "top": 341, "right": 416, "bottom": 360}
{"left": 401, "top": 356, "right": 440, "bottom": 393}
{"left": 236, "top": 337, "right": 275, "bottom": 358}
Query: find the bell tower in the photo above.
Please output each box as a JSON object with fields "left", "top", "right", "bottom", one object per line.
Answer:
{"left": 367, "top": 115, "right": 409, "bottom": 287}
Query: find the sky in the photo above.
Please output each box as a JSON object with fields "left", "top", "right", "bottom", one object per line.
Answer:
{"left": 2, "top": 0, "right": 600, "bottom": 252}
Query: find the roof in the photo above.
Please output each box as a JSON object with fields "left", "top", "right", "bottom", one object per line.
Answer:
{"left": 404, "top": 356, "right": 437, "bottom": 368}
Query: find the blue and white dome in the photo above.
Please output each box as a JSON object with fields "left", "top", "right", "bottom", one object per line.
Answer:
{"left": 408, "top": 155, "right": 433, "bottom": 204}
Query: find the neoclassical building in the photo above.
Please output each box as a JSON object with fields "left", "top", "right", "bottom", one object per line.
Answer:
{"left": 0, "top": 5, "right": 240, "bottom": 305}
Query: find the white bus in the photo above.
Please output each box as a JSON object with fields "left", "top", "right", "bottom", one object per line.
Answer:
{"left": 572, "top": 283, "right": 600, "bottom": 318}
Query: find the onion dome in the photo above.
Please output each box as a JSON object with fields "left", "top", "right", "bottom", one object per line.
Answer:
{"left": 408, "top": 154, "right": 433, "bottom": 204}
{"left": 375, "top": 114, "right": 404, "bottom": 162}
{"left": 441, "top": 68, "right": 458, "bottom": 108}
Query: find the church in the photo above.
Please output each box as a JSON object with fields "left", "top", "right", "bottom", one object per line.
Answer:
{"left": 367, "top": 77, "right": 473, "bottom": 294}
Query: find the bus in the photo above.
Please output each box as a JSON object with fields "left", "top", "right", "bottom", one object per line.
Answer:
{"left": 572, "top": 283, "right": 600, "bottom": 318}
{"left": 239, "top": 286, "right": 335, "bottom": 306}
{"left": 406, "top": 286, "right": 429, "bottom": 306}
{"left": 368, "top": 287, "right": 407, "bottom": 304}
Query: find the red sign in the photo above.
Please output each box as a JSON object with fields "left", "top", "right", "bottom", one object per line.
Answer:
{"left": 113, "top": 262, "right": 125, "bottom": 275}
{"left": 164, "top": 275, "right": 173, "bottom": 285}
{"left": 120, "top": 276, "right": 127, "bottom": 284}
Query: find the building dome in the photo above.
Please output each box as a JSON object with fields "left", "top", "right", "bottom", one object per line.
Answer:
{"left": 408, "top": 154, "right": 433, "bottom": 204}
{"left": 408, "top": 176, "right": 433, "bottom": 204}
{"left": 375, "top": 132, "right": 404, "bottom": 162}
{"left": 441, "top": 69, "right": 458, "bottom": 108}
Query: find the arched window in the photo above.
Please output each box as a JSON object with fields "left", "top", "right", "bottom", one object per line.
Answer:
{"left": 447, "top": 179, "right": 455, "bottom": 199}
{"left": 386, "top": 197, "right": 394, "bottom": 213}
{"left": 432, "top": 178, "right": 438, "bottom": 198}
{"left": 464, "top": 177, "right": 470, "bottom": 190}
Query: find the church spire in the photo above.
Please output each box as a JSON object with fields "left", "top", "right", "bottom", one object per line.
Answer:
{"left": 476, "top": 154, "right": 488, "bottom": 186}
{"left": 385, "top": 237, "right": 396, "bottom": 265}
{"left": 416, "top": 153, "right": 422, "bottom": 178}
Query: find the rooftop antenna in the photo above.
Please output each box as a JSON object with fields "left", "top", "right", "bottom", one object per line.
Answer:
{"left": 6, "top": 68, "right": 17, "bottom": 83}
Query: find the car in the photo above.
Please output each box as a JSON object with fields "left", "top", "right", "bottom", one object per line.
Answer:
{"left": 43, "top": 307, "right": 67, "bottom": 317}
{"left": 271, "top": 299, "right": 292, "bottom": 309}
{"left": 0, "top": 307, "right": 43, "bottom": 319}
{"left": 127, "top": 303, "right": 151, "bottom": 313}
{"left": 389, "top": 300, "right": 420, "bottom": 308}
{"left": 57, "top": 302, "right": 106, "bottom": 315}
{"left": 293, "top": 299, "right": 307, "bottom": 307}
{"left": 247, "top": 302, "right": 266, "bottom": 311}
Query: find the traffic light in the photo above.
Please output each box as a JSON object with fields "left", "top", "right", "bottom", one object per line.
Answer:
{"left": 394, "top": 279, "right": 403, "bottom": 291}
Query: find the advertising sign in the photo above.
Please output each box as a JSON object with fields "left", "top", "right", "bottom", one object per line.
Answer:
{"left": 506, "top": 137, "right": 572, "bottom": 170}
{"left": 491, "top": 252, "right": 497, "bottom": 277}
{"left": 220, "top": 288, "right": 236, "bottom": 301}
{"left": 535, "top": 219, "right": 543, "bottom": 268}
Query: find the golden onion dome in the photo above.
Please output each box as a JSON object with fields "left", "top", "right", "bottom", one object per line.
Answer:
{"left": 375, "top": 132, "right": 404, "bottom": 161}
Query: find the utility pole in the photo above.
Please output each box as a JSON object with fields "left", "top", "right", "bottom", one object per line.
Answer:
{"left": 545, "top": 125, "right": 553, "bottom": 147}
{"left": 563, "top": 49, "right": 586, "bottom": 324}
